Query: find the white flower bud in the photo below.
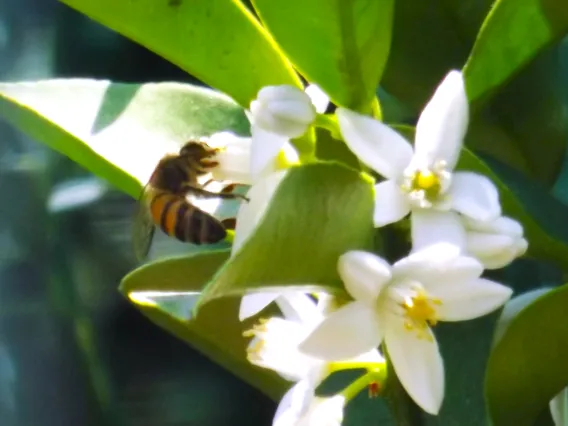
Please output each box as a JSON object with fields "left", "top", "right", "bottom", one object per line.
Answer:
{"left": 250, "top": 85, "right": 316, "bottom": 138}
{"left": 463, "top": 215, "right": 528, "bottom": 269}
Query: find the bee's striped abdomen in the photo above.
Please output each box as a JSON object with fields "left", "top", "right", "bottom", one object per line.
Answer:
{"left": 178, "top": 203, "right": 227, "bottom": 244}
{"left": 149, "top": 191, "right": 227, "bottom": 245}
{"left": 149, "top": 192, "right": 180, "bottom": 238}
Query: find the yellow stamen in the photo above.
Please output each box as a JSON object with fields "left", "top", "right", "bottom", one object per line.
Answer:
{"left": 400, "top": 289, "right": 441, "bottom": 341}
{"left": 242, "top": 318, "right": 269, "bottom": 338}
{"left": 411, "top": 170, "right": 441, "bottom": 199}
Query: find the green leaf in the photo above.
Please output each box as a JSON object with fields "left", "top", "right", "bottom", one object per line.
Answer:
{"left": 464, "top": 0, "right": 568, "bottom": 103}
{"left": 59, "top": 0, "right": 301, "bottom": 107}
{"left": 252, "top": 0, "right": 394, "bottom": 112}
{"left": 485, "top": 285, "right": 568, "bottom": 426}
{"left": 120, "top": 250, "right": 287, "bottom": 400}
{"left": 468, "top": 50, "right": 568, "bottom": 185}
{"left": 315, "top": 127, "right": 361, "bottom": 170}
{"left": 0, "top": 80, "right": 249, "bottom": 198}
{"left": 381, "top": 0, "right": 567, "bottom": 185}
{"left": 393, "top": 124, "right": 568, "bottom": 271}
{"left": 197, "top": 162, "right": 375, "bottom": 308}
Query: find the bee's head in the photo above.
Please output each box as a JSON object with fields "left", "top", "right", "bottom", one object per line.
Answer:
{"left": 179, "top": 140, "right": 215, "bottom": 159}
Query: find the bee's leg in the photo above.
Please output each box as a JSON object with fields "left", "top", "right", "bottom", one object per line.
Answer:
{"left": 201, "top": 178, "right": 214, "bottom": 188}
{"left": 181, "top": 184, "right": 250, "bottom": 202}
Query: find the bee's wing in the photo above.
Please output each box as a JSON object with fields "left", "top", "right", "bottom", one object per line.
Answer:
{"left": 132, "top": 185, "right": 156, "bottom": 262}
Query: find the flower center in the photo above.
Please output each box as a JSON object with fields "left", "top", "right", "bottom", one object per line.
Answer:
{"left": 401, "top": 160, "right": 451, "bottom": 208}
{"left": 242, "top": 318, "right": 269, "bottom": 363}
{"left": 400, "top": 288, "right": 442, "bottom": 341}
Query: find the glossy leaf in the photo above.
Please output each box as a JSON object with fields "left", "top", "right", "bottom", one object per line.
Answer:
{"left": 464, "top": 0, "right": 568, "bottom": 103}
{"left": 486, "top": 285, "right": 568, "bottom": 426}
{"left": 252, "top": 0, "right": 394, "bottom": 112}
{"left": 0, "top": 80, "right": 249, "bottom": 198}
{"left": 393, "top": 124, "right": 568, "bottom": 270}
{"left": 120, "top": 250, "right": 287, "bottom": 400}
{"left": 467, "top": 50, "right": 568, "bottom": 185}
{"left": 381, "top": 0, "right": 567, "bottom": 185}
{"left": 314, "top": 127, "right": 360, "bottom": 170}
{"left": 59, "top": 0, "right": 301, "bottom": 107}
{"left": 197, "top": 162, "right": 375, "bottom": 308}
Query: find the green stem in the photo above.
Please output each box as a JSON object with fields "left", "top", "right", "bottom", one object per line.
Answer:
{"left": 294, "top": 128, "right": 317, "bottom": 164}
{"left": 329, "top": 360, "right": 385, "bottom": 373}
{"left": 313, "top": 114, "right": 342, "bottom": 140}
{"left": 340, "top": 372, "right": 376, "bottom": 402}
{"left": 371, "top": 96, "right": 383, "bottom": 121}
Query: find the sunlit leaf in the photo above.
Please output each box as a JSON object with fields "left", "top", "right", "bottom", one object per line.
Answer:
{"left": 252, "top": 0, "right": 394, "bottom": 112}
{"left": 120, "top": 250, "right": 287, "bottom": 400}
{"left": 197, "top": 162, "right": 375, "bottom": 309}
{"left": 486, "top": 285, "right": 568, "bottom": 426}
{"left": 59, "top": 0, "right": 301, "bottom": 107}
{"left": 0, "top": 80, "right": 248, "bottom": 197}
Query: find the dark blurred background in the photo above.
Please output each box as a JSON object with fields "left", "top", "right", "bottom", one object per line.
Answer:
{"left": 0, "top": 1, "right": 276, "bottom": 425}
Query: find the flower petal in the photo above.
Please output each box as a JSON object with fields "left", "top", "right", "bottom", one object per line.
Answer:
{"left": 239, "top": 293, "right": 278, "bottom": 320}
{"left": 250, "top": 126, "right": 290, "bottom": 177}
{"left": 232, "top": 170, "right": 287, "bottom": 253}
{"left": 273, "top": 380, "right": 315, "bottom": 426}
{"left": 336, "top": 108, "right": 413, "bottom": 179}
{"left": 299, "top": 301, "right": 383, "bottom": 360}
{"left": 411, "top": 209, "right": 466, "bottom": 251}
{"left": 302, "top": 396, "right": 346, "bottom": 426}
{"left": 208, "top": 132, "right": 253, "bottom": 185}
{"left": 304, "top": 84, "right": 330, "bottom": 114}
{"left": 247, "top": 317, "right": 319, "bottom": 381}
{"left": 466, "top": 232, "right": 525, "bottom": 269}
{"left": 374, "top": 180, "right": 411, "bottom": 226}
{"left": 338, "top": 251, "right": 392, "bottom": 303}
{"left": 449, "top": 172, "right": 501, "bottom": 221}
{"left": 276, "top": 292, "right": 323, "bottom": 325}
{"left": 433, "top": 278, "right": 513, "bottom": 321}
{"left": 393, "top": 242, "right": 483, "bottom": 287}
{"left": 462, "top": 215, "right": 523, "bottom": 237}
{"left": 414, "top": 70, "right": 468, "bottom": 170}
{"left": 384, "top": 316, "right": 444, "bottom": 415}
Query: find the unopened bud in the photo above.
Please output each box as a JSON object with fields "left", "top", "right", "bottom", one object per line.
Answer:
{"left": 250, "top": 85, "right": 316, "bottom": 138}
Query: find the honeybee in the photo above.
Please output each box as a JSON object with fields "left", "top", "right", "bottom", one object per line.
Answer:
{"left": 133, "top": 140, "right": 247, "bottom": 261}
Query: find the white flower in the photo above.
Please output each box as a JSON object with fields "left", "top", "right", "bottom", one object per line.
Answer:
{"left": 249, "top": 84, "right": 328, "bottom": 177}
{"left": 336, "top": 70, "right": 501, "bottom": 248}
{"left": 244, "top": 293, "right": 327, "bottom": 382}
{"left": 461, "top": 215, "right": 528, "bottom": 269}
{"left": 244, "top": 293, "right": 382, "bottom": 425}
{"left": 274, "top": 392, "right": 346, "bottom": 426}
{"left": 299, "top": 243, "right": 512, "bottom": 414}
{"left": 206, "top": 131, "right": 298, "bottom": 186}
